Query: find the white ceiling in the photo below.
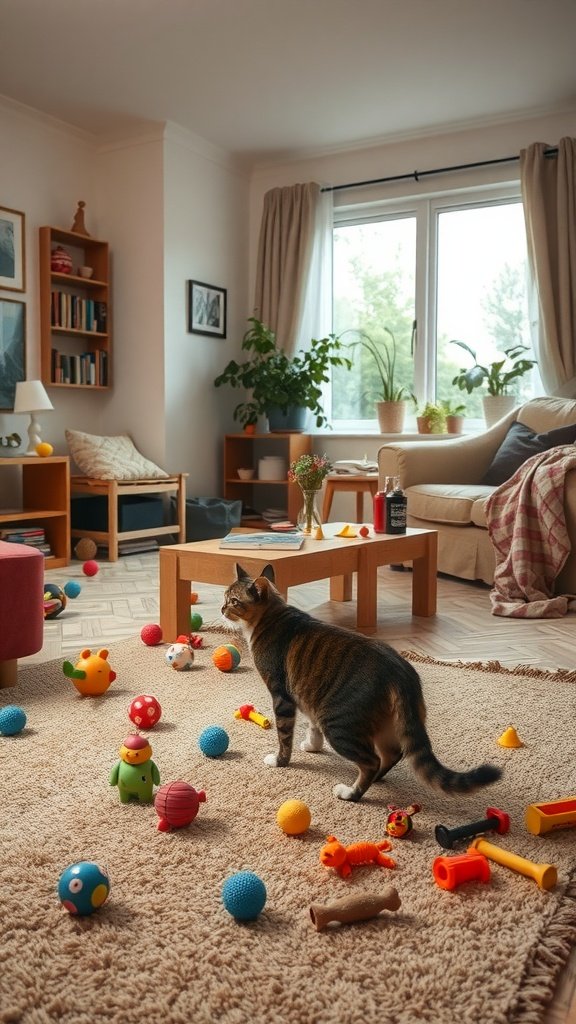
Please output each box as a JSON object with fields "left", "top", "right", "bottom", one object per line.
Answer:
{"left": 1, "top": 0, "right": 576, "bottom": 162}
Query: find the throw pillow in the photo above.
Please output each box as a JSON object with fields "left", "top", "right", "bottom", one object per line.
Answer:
{"left": 65, "top": 429, "right": 169, "bottom": 481}
{"left": 481, "top": 420, "right": 576, "bottom": 486}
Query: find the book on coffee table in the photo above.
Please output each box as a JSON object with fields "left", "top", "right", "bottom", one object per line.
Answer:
{"left": 219, "top": 532, "right": 305, "bottom": 551}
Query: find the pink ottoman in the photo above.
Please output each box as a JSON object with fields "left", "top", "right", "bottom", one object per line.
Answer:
{"left": 0, "top": 540, "right": 44, "bottom": 687}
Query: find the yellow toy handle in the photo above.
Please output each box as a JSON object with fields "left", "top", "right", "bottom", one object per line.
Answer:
{"left": 468, "top": 837, "right": 557, "bottom": 890}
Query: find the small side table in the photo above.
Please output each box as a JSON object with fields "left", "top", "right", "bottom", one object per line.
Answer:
{"left": 322, "top": 474, "right": 379, "bottom": 523}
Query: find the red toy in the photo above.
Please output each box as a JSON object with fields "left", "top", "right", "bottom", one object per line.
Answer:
{"left": 319, "top": 835, "right": 396, "bottom": 878}
{"left": 141, "top": 623, "right": 163, "bottom": 646}
{"left": 128, "top": 694, "right": 162, "bottom": 728}
{"left": 359, "top": 525, "right": 370, "bottom": 537}
{"left": 154, "top": 781, "right": 206, "bottom": 831}
{"left": 385, "top": 803, "right": 421, "bottom": 839}
{"left": 176, "top": 633, "right": 204, "bottom": 649}
{"left": 433, "top": 851, "right": 491, "bottom": 890}
{"left": 234, "top": 703, "right": 270, "bottom": 729}
{"left": 82, "top": 560, "right": 99, "bottom": 577}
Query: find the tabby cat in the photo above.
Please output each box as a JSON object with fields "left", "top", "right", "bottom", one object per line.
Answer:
{"left": 221, "top": 564, "right": 502, "bottom": 802}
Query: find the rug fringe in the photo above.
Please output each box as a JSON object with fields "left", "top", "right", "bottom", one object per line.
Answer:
{"left": 400, "top": 650, "right": 576, "bottom": 683}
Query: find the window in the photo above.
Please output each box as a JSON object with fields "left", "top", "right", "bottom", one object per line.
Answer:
{"left": 330, "top": 185, "right": 541, "bottom": 430}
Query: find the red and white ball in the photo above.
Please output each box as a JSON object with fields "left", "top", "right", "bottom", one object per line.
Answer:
{"left": 165, "top": 642, "right": 194, "bottom": 671}
{"left": 128, "top": 694, "right": 162, "bottom": 729}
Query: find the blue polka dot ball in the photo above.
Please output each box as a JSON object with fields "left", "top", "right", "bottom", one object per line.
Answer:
{"left": 63, "top": 580, "right": 82, "bottom": 599}
{"left": 199, "top": 725, "right": 229, "bottom": 758}
{"left": 222, "top": 871, "right": 267, "bottom": 921}
{"left": 0, "top": 705, "right": 27, "bottom": 736}
{"left": 58, "top": 861, "right": 110, "bottom": 916}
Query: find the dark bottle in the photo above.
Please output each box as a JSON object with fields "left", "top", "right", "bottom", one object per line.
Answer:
{"left": 385, "top": 476, "right": 407, "bottom": 534}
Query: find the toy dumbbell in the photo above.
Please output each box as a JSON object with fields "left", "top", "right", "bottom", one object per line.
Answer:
{"left": 435, "top": 806, "right": 509, "bottom": 849}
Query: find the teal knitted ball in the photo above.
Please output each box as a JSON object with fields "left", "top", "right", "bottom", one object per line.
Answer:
{"left": 198, "top": 725, "right": 229, "bottom": 758}
{"left": 0, "top": 705, "right": 27, "bottom": 736}
{"left": 221, "top": 871, "right": 267, "bottom": 920}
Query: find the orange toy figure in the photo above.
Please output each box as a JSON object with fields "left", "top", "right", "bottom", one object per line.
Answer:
{"left": 320, "top": 835, "right": 396, "bottom": 878}
{"left": 234, "top": 703, "right": 271, "bottom": 729}
{"left": 63, "top": 648, "right": 117, "bottom": 696}
{"left": 385, "top": 803, "right": 421, "bottom": 839}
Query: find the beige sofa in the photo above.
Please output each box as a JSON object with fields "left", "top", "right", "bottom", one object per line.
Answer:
{"left": 378, "top": 396, "right": 576, "bottom": 592}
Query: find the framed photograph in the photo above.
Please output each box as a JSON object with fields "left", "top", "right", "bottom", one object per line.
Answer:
{"left": 0, "top": 206, "right": 26, "bottom": 292}
{"left": 188, "top": 279, "right": 227, "bottom": 338}
{"left": 0, "top": 299, "right": 26, "bottom": 410}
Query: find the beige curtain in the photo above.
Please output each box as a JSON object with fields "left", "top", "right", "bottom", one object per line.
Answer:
{"left": 520, "top": 138, "right": 576, "bottom": 396}
{"left": 253, "top": 182, "right": 321, "bottom": 355}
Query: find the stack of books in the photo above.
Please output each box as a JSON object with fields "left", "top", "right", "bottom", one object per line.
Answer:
{"left": 1, "top": 526, "right": 52, "bottom": 557}
{"left": 117, "top": 538, "right": 159, "bottom": 557}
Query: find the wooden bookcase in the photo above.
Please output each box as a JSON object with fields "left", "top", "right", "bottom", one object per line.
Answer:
{"left": 39, "top": 226, "right": 111, "bottom": 390}
{"left": 223, "top": 433, "right": 312, "bottom": 528}
{"left": 0, "top": 455, "right": 70, "bottom": 568}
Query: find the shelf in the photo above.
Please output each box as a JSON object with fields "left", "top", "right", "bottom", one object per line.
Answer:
{"left": 223, "top": 433, "right": 312, "bottom": 528}
{"left": 0, "top": 456, "right": 70, "bottom": 568}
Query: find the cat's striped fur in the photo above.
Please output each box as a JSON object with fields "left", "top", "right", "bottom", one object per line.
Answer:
{"left": 222, "top": 564, "right": 502, "bottom": 802}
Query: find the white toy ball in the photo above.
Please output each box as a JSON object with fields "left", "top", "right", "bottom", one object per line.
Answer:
{"left": 165, "top": 642, "right": 194, "bottom": 671}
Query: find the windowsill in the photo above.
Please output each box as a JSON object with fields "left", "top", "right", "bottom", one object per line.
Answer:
{"left": 311, "top": 428, "right": 482, "bottom": 440}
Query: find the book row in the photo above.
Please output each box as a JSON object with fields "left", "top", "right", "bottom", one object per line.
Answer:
{"left": 51, "top": 291, "right": 108, "bottom": 334}
{"left": 51, "top": 349, "right": 109, "bottom": 387}
{"left": 1, "top": 527, "right": 52, "bottom": 555}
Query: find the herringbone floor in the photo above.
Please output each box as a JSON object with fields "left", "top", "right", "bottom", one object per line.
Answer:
{"left": 23, "top": 551, "right": 576, "bottom": 1023}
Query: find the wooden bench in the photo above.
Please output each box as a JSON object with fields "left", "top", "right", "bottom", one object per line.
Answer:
{"left": 70, "top": 474, "right": 187, "bottom": 561}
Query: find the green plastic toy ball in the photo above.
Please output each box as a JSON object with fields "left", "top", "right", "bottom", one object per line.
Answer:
{"left": 190, "top": 611, "right": 203, "bottom": 630}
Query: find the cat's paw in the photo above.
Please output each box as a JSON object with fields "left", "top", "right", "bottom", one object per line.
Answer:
{"left": 300, "top": 738, "right": 323, "bottom": 753}
{"left": 264, "top": 753, "right": 280, "bottom": 767}
{"left": 333, "top": 783, "right": 360, "bottom": 801}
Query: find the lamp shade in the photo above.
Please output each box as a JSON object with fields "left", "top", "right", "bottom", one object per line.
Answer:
{"left": 14, "top": 380, "right": 54, "bottom": 414}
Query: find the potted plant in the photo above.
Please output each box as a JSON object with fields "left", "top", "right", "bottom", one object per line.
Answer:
{"left": 450, "top": 340, "right": 537, "bottom": 427}
{"left": 349, "top": 327, "right": 415, "bottom": 433}
{"left": 214, "top": 317, "right": 351, "bottom": 431}
{"left": 417, "top": 402, "right": 447, "bottom": 434}
{"left": 441, "top": 399, "right": 466, "bottom": 435}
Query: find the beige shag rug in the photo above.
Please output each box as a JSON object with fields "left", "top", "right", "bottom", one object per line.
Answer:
{"left": 1, "top": 633, "right": 575, "bottom": 1024}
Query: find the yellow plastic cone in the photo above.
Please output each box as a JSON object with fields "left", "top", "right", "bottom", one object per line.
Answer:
{"left": 313, "top": 525, "right": 325, "bottom": 540}
{"left": 336, "top": 524, "right": 357, "bottom": 538}
{"left": 497, "top": 726, "right": 524, "bottom": 748}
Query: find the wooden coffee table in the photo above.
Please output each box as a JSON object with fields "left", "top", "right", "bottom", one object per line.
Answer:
{"left": 159, "top": 525, "right": 437, "bottom": 638}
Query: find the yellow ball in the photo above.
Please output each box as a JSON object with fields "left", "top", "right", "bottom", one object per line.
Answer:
{"left": 35, "top": 442, "right": 53, "bottom": 457}
{"left": 276, "top": 799, "right": 311, "bottom": 835}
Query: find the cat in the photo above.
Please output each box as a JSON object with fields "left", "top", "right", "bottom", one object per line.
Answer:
{"left": 221, "top": 563, "right": 502, "bottom": 802}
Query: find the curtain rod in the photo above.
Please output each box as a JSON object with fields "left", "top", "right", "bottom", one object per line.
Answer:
{"left": 320, "top": 147, "right": 559, "bottom": 194}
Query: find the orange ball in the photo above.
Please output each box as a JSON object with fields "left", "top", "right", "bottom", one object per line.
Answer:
{"left": 35, "top": 442, "right": 54, "bottom": 457}
{"left": 190, "top": 592, "right": 199, "bottom": 604}
{"left": 276, "top": 799, "right": 311, "bottom": 835}
{"left": 212, "top": 644, "right": 241, "bottom": 672}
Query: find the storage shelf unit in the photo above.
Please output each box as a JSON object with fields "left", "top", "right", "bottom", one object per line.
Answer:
{"left": 223, "top": 433, "right": 312, "bottom": 528}
{"left": 39, "top": 226, "right": 111, "bottom": 390}
{"left": 0, "top": 456, "right": 70, "bottom": 568}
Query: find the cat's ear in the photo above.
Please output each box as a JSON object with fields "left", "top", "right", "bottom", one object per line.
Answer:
{"left": 260, "top": 564, "right": 276, "bottom": 584}
{"left": 235, "top": 563, "right": 252, "bottom": 582}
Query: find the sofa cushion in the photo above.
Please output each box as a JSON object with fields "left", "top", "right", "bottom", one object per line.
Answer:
{"left": 480, "top": 420, "right": 576, "bottom": 486}
{"left": 65, "top": 429, "right": 169, "bottom": 481}
{"left": 407, "top": 483, "right": 494, "bottom": 526}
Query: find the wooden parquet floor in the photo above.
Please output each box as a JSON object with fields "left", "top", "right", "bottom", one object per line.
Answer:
{"left": 22, "top": 551, "right": 576, "bottom": 1023}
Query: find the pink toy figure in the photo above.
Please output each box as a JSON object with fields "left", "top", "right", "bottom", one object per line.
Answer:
{"left": 320, "top": 835, "right": 396, "bottom": 879}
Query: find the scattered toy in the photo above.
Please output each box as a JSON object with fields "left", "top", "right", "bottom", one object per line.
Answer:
{"left": 109, "top": 734, "right": 160, "bottom": 803}
{"left": 435, "top": 806, "right": 509, "bottom": 849}
{"left": 43, "top": 583, "right": 67, "bottom": 619}
{"left": 0, "top": 704, "right": 27, "bottom": 736}
{"left": 176, "top": 633, "right": 204, "bottom": 649}
{"left": 525, "top": 796, "right": 576, "bottom": 836}
{"left": 63, "top": 648, "right": 116, "bottom": 696}
{"left": 128, "top": 694, "right": 162, "bottom": 728}
{"left": 63, "top": 580, "right": 82, "bottom": 599}
{"left": 468, "top": 837, "right": 557, "bottom": 890}
{"left": 276, "top": 799, "right": 311, "bottom": 835}
{"left": 190, "top": 611, "right": 203, "bottom": 631}
{"left": 58, "top": 861, "right": 110, "bottom": 916}
{"left": 82, "top": 559, "right": 99, "bottom": 577}
{"left": 313, "top": 525, "right": 325, "bottom": 539}
{"left": 309, "top": 887, "right": 401, "bottom": 931}
{"left": 74, "top": 537, "right": 97, "bottom": 561}
{"left": 234, "top": 703, "right": 270, "bottom": 729}
{"left": 319, "top": 835, "right": 396, "bottom": 878}
{"left": 359, "top": 525, "right": 370, "bottom": 537}
{"left": 385, "top": 803, "right": 421, "bottom": 839}
{"left": 336, "top": 524, "right": 357, "bottom": 538}
{"left": 35, "top": 442, "right": 54, "bottom": 457}
{"left": 498, "top": 726, "right": 524, "bottom": 748}
{"left": 190, "top": 592, "right": 199, "bottom": 604}
{"left": 212, "top": 644, "right": 241, "bottom": 672}
{"left": 221, "top": 871, "right": 267, "bottom": 921}
{"left": 140, "top": 623, "right": 163, "bottom": 646}
{"left": 433, "top": 851, "right": 491, "bottom": 891}
{"left": 198, "top": 725, "right": 230, "bottom": 758}
{"left": 165, "top": 642, "right": 194, "bottom": 671}
{"left": 154, "top": 781, "right": 206, "bottom": 831}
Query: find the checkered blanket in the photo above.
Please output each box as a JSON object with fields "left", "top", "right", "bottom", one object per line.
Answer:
{"left": 486, "top": 445, "right": 576, "bottom": 617}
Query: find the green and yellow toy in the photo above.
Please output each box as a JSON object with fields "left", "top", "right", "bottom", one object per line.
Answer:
{"left": 109, "top": 734, "right": 160, "bottom": 803}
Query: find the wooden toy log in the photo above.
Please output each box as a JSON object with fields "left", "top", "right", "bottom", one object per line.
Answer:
{"left": 309, "top": 887, "right": 401, "bottom": 931}
{"left": 468, "top": 838, "right": 557, "bottom": 890}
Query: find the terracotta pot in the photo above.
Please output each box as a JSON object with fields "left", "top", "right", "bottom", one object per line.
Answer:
{"left": 417, "top": 416, "right": 432, "bottom": 434}
{"left": 243, "top": 423, "right": 256, "bottom": 435}
{"left": 376, "top": 401, "right": 406, "bottom": 433}
{"left": 446, "top": 415, "right": 464, "bottom": 435}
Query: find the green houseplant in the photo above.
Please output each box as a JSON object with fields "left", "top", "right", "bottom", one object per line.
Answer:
{"left": 417, "top": 402, "right": 447, "bottom": 434}
{"left": 348, "top": 327, "right": 415, "bottom": 432}
{"left": 440, "top": 398, "right": 466, "bottom": 435}
{"left": 214, "top": 317, "right": 351, "bottom": 430}
{"left": 450, "top": 340, "right": 537, "bottom": 427}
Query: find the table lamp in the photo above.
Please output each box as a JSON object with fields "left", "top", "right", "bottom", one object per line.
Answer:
{"left": 13, "top": 380, "right": 54, "bottom": 455}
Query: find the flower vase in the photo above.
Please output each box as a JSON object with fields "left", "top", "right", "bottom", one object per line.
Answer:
{"left": 297, "top": 488, "right": 322, "bottom": 535}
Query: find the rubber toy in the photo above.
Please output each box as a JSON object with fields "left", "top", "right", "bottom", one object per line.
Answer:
{"left": 109, "top": 734, "right": 160, "bottom": 803}
{"left": 165, "top": 642, "right": 194, "bottom": 671}
{"left": 35, "top": 442, "right": 53, "bottom": 457}
{"left": 498, "top": 726, "right": 524, "bottom": 748}
{"left": 128, "top": 694, "right": 162, "bottom": 728}
{"left": 58, "top": 861, "right": 110, "bottom": 916}
{"left": 0, "top": 704, "right": 27, "bottom": 736}
{"left": 359, "top": 525, "right": 370, "bottom": 537}
{"left": 198, "top": 725, "right": 230, "bottom": 757}
{"left": 43, "top": 583, "right": 67, "bottom": 619}
{"left": 212, "top": 644, "right": 241, "bottom": 672}
{"left": 190, "top": 592, "right": 199, "bottom": 604}
{"left": 63, "top": 648, "right": 116, "bottom": 696}
{"left": 525, "top": 796, "right": 576, "bottom": 836}
{"left": 276, "top": 799, "right": 311, "bottom": 835}
{"left": 154, "top": 781, "right": 206, "bottom": 831}
{"left": 435, "top": 806, "right": 509, "bottom": 849}
{"left": 140, "top": 623, "right": 163, "bottom": 646}
{"left": 82, "top": 560, "right": 99, "bottom": 577}
{"left": 336, "top": 524, "right": 358, "bottom": 538}
{"left": 234, "top": 703, "right": 270, "bottom": 728}
{"left": 319, "top": 835, "right": 396, "bottom": 878}
{"left": 221, "top": 871, "right": 267, "bottom": 921}
{"left": 385, "top": 803, "right": 421, "bottom": 839}
{"left": 309, "top": 887, "right": 401, "bottom": 931}
{"left": 433, "top": 851, "right": 491, "bottom": 891}
{"left": 468, "top": 837, "right": 557, "bottom": 891}
{"left": 313, "top": 525, "right": 325, "bottom": 540}
{"left": 176, "top": 633, "right": 204, "bottom": 649}
{"left": 190, "top": 611, "right": 203, "bottom": 631}
{"left": 63, "top": 580, "right": 82, "bottom": 599}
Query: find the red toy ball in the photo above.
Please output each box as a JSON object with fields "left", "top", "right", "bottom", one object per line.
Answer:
{"left": 141, "top": 623, "right": 163, "bottom": 646}
{"left": 154, "top": 781, "right": 206, "bottom": 831}
{"left": 128, "top": 694, "right": 162, "bottom": 729}
{"left": 82, "top": 560, "right": 99, "bottom": 577}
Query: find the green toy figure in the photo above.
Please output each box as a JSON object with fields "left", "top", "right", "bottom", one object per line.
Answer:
{"left": 109, "top": 734, "right": 160, "bottom": 804}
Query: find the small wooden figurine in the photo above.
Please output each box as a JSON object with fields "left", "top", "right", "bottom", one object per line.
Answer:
{"left": 71, "top": 200, "right": 90, "bottom": 236}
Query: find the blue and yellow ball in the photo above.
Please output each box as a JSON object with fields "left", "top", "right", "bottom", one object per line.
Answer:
{"left": 58, "top": 861, "right": 110, "bottom": 916}
{"left": 212, "top": 644, "right": 241, "bottom": 672}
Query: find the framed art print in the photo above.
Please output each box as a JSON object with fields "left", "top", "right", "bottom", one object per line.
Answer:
{"left": 0, "top": 298, "right": 26, "bottom": 410}
{"left": 188, "top": 280, "right": 227, "bottom": 338}
{"left": 0, "top": 206, "right": 26, "bottom": 292}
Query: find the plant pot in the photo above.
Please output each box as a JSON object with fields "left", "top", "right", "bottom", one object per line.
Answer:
{"left": 376, "top": 401, "right": 406, "bottom": 434}
{"left": 482, "top": 395, "right": 516, "bottom": 428}
{"left": 446, "top": 415, "right": 464, "bottom": 435}
{"left": 243, "top": 423, "right": 256, "bottom": 435}
{"left": 266, "top": 406, "right": 309, "bottom": 433}
{"left": 417, "top": 416, "right": 432, "bottom": 434}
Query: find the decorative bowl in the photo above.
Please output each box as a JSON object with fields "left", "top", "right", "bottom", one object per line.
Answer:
{"left": 78, "top": 266, "right": 94, "bottom": 279}
{"left": 237, "top": 468, "right": 255, "bottom": 480}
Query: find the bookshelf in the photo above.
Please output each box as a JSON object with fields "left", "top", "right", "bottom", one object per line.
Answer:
{"left": 39, "top": 226, "right": 111, "bottom": 390}
{"left": 0, "top": 456, "right": 70, "bottom": 568}
{"left": 223, "top": 433, "right": 312, "bottom": 528}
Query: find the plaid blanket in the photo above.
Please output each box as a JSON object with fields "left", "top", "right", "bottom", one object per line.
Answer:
{"left": 486, "top": 445, "right": 576, "bottom": 617}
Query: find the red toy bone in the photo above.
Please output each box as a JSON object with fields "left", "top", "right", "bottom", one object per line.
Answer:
{"left": 319, "top": 835, "right": 396, "bottom": 879}
{"left": 385, "top": 803, "right": 421, "bottom": 839}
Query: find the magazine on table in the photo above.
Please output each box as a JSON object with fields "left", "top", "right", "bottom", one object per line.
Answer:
{"left": 219, "top": 532, "right": 305, "bottom": 551}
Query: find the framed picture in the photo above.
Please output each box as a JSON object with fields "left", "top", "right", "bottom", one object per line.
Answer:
{"left": 188, "top": 280, "right": 227, "bottom": 338}
{"left": 0, "top": 299, "right": 26, "bottom": 410}
{"left": 0, "top": 206, "right": 26, "bottom": 292}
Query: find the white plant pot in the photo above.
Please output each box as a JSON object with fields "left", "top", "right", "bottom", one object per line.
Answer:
{"left": 482, "top": 395, "right": 516, "bottom": 428}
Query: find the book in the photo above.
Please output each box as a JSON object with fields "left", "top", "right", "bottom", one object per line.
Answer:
{"left": 219, "top": 532, "right": 305, "bottom": 551}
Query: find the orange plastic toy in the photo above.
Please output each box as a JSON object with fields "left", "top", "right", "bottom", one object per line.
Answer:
{"left": 525, "top": 796, "right": 576, "bottom": 836}
{"left": 319, "top": 835, "right": 396, "bottom": 878}
{"left": 433, "top": 851, "right": 491, "bottom": 890}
